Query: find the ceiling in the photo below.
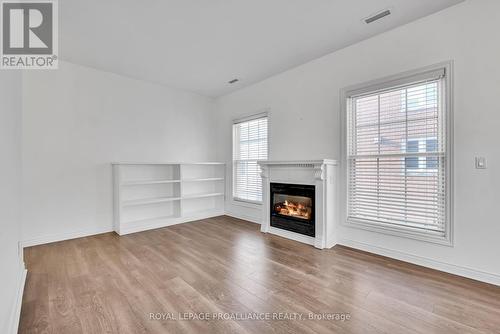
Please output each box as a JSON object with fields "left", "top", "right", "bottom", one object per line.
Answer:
{"left": 59, "top": 0, "right": 463, "bottom": 97}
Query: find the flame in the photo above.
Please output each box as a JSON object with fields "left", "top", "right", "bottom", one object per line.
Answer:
{"left": 275, "top": 199, "right": 311, "bottom": 220}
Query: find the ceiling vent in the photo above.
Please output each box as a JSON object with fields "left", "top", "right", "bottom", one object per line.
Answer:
{"left": 364, "top": 9, "right": 391, "bottom": 24}
{"left": 228, "top": 78, "right": 239, "bottom": 84}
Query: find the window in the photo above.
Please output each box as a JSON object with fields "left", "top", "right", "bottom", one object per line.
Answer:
{"left": 407, "top": 83, "right": 438, "bottom": 112}
{"left": 345, "top": 65, "right": 451, "bottom": 241}
{"left": 233, "top": 114, "right": 268, "bottom": 203}
{"left": 405, "top": 138, "right": 438, "bottom": 172}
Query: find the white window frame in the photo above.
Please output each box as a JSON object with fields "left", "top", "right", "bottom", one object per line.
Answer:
{"left": 340, "top": 62, "right": 454, "bottom": 246}
{"left": 232, "top": 112, "right": 269, "bottom": 205}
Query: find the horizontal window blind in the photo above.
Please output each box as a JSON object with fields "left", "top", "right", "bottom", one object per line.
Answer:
{"left": 347, "top": 75, "right": 447, "bottom": 234}
{"left": 233, "top": 116, "right": 268, "bottom": 202}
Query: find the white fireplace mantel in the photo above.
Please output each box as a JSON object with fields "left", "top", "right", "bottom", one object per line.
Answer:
{"left": 258, "top": 159, "right": 338, "bottom": 249}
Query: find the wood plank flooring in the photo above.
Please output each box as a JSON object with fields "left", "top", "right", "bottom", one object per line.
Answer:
{"left": 19, "top": 216, "right": 500, "bottom": 334}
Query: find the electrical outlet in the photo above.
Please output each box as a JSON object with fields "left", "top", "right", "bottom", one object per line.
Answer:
{"left": 475, "top": 157, "right": 487, "bottom": 169}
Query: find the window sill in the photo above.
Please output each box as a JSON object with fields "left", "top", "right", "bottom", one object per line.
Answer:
{"left": 344, "top": 218, "right": 453, "bottom": 247}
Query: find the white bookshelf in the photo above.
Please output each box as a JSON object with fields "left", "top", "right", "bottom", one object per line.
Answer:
{"left": 112, "top": 162, "right": 225, "bottom": 235}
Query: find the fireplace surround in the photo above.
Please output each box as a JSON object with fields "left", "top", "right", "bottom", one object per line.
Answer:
{"left": 259, "top": 160, "right": 338, "bottom": 249}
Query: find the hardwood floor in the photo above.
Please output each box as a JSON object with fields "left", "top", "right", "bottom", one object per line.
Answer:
{"left": 19, "top": 216, "right": 500, "bottom": 334}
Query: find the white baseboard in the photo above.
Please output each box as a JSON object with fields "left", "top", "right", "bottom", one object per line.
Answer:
{"left": 21, "top": 211, "right": 226, "bottom": 246}
{"left": 338, "top": 238, "right": 500, "bottom": 286}
{"left": 21, "top": 226, "right": 114, "bottom": 248}
{"left": 224, "top": 211, "right": 261, "bottom": 224}
{"left": 7, "top": 262, "right": 27, "bottom": 334}
{"left": 22, "top": 222, "right": 499, "bottom": 286}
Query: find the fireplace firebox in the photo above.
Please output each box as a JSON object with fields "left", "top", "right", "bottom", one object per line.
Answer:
{"left": 270, "top": 183, "right": 315, "bottom": 237}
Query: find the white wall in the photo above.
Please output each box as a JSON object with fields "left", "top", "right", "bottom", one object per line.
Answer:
{"left": 22, "top": 61, "right": 216, "bottom": 244}
{"left": 0, "top": 72, "right": 24, "bottom": 333}
{"left": 215, "top": 0, "right": 500, "bottom": 283}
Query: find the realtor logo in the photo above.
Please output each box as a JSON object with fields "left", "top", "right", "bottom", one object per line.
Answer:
{"left": 1, "top": 0, "right": 58, "bottom": 69}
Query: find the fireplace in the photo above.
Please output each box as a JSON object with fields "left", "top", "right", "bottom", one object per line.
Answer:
{"left": 260, "top": 160, "right": 337, "bottom": 249}
{"left": 270, "top": 183, "right": 315, "bottom": 237}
